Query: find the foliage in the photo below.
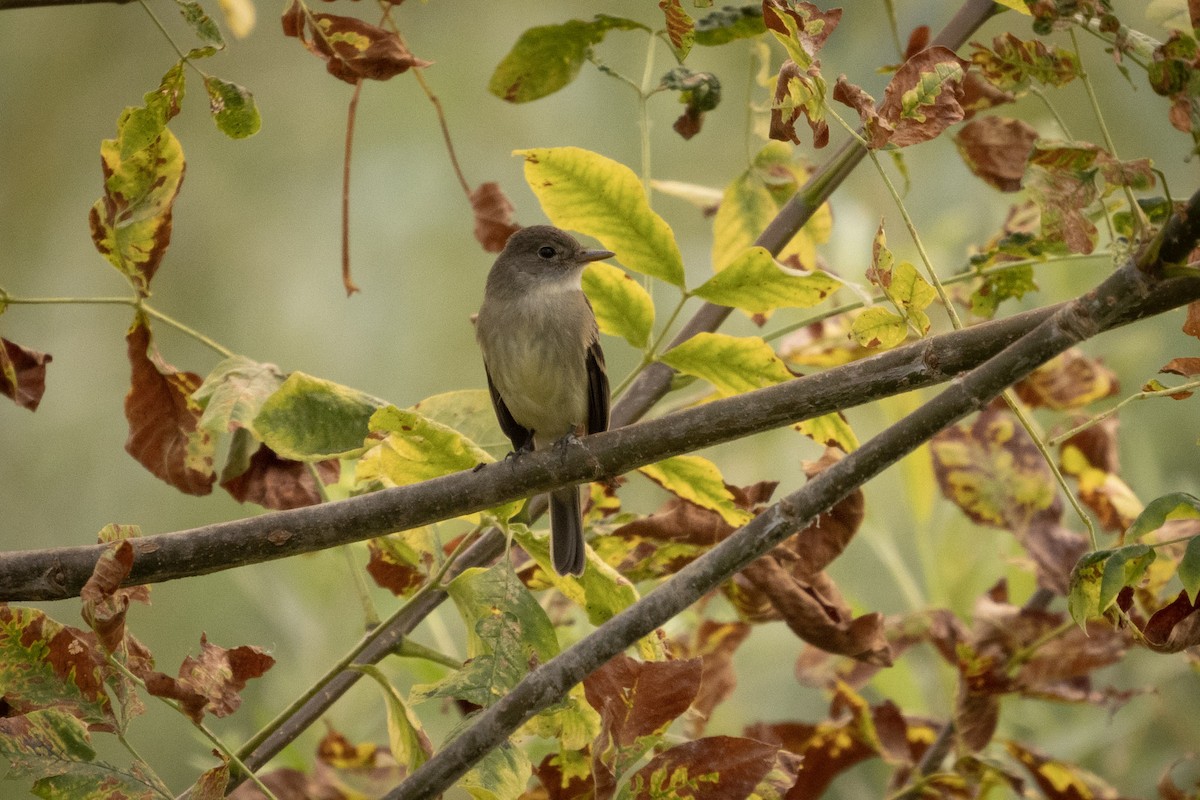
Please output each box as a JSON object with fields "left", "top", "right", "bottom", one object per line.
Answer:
{"left": 3, "top": 0, "right": 1200, "bottom": 799}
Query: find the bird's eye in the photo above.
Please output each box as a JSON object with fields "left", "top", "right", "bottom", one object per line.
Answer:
{"left": 537, "top": 246, "right": 557, "bottom": 259}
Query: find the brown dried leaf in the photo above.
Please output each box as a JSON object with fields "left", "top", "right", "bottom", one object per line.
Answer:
{"left": 745, "top": 721, "right": 873, "bottom": 800}
{"left": 742, "top": 559, "right": 890, "bottom": 664}
{"left": 533, "top": 749, "right": 593, "bottom": 799}
{"left": 832, "top": 74, "right": 892, "bottom": 148}
{"left": 954, "top": 116, "right": 1038, "bottom": 192}
{"left": 80, "top": 539, "right": 149, "bottom": 654}
{"left": 583, "top": 653, "right": 702, "bottom": 748}
{"left": 365, "top": 532, "right": 433, "bottom": 597}
{"left": 469, "top": 182, "right": 520, "bottom": 252}
{"left": 220, "top": 440, "right": 338, "bottom": 510}
{"left": 144, "top": 634, "right": 275, "bottom": 723}
{"left": 1026, "top": 142, "right": 1100, "bottom": 255}
{"left": 771, "top": 59, "right": 829, "bottom": 147}
{"left": 668, "top": 620, "right": 752, "bottom": 738}
{"left": 1021, "top": 509, "right": 1089, "bottom": 595}
{"left": 1143, "top": 590, "right": 1200, "bottom": 653}
{"left": 1184, "top": 302, "right": 1200, "bottom": 339}
{"left": 281, "top": 0, "right": 430, "bottom": 84}
{"left": 761, "top": 0, "right": 841, "bottom": 62}
{"left": 1015, "top": 348, "right": 1119, "bottom": 409}
{"left": 1006, "top": 740, "right": 1121, "bottom": 800}
{"left": 125, "top": 315, "right": 216, "bottom": 495}
{"left": 0, "top": 337, "right": 52, "bottom": 411}
{"left": 630, "top": 736, "right": 777, "bottom": 800}
{"left": 1162, "top": 357, "right": 1200, "bottom": 377}
{"left": 878, "top": 47, "right": 970, "bottom": 148}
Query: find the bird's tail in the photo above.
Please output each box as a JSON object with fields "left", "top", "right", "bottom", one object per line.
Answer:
{"left": 548, "top": 486, "right": 586, "bottom": 576}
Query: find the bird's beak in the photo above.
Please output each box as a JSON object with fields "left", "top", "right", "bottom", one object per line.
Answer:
{"left": 579, "top": 248, "right": 615, "bottom": 263}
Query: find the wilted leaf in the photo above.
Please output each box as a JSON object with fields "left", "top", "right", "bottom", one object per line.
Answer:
{"left": 583, "top": 260, "right": 654, "bottom": 348}
{"left": 177, "top": 0, "right": 224, "bottom": 47}
{"left": 832, "top": 75, "right": 891, "bottom": 148}
{"left": 281, "top": 1, "right": 431, "bottom": 84}
{"left": 366, "top": 530, "right": 435, "bottom": 597}
{"left": 1143, "top": 590, "right": 1200, "bottom": 653}
{"left": 124, "top": 314, "right": 215, "bottom": 495}
{"left": 659, "top": 332, "right": 793, "bottom": 395}
{"left": 89, "top": 110, "right": 186, "bottom": 296}
{"left": 771, "top": 58, "right": 829, "bottom": 147}
{"left": 0, "top": 337, "right": 52, "bottom": 411}
{"left": 469, "top": 182, "right": 520, "bottom": 252}
{"left": 194, "top": 356, "right": 287, "bottom": 435}
{"left": 762, "top": 0, "right": 841, "bottom": 69}
{"left": 80, "top": 539, "right": 148, "bottom": 654}
{"left": 144, "top": 634, "right": 274, "bottom": 723}
{"left": 583, "top": 653, "right": 702, "bottom": 748}
{"left": 487, "top": 15, "right": 645, "bottom": 102}
{"left": 954, "top": 116, "right": 1038, "bottom": 191}
{"left": 516, "top": 147, "right": 684, "bottom": 287}
{"left": 1060, "top": 418, "right": 1142, "bottom": 533}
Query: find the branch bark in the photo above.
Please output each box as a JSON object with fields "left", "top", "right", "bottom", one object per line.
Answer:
{"left": 383, "top": 188, "right": 1200, "bottom": 800}
{"left": 9, "top": 280, "right": 1196, "bottom": 604}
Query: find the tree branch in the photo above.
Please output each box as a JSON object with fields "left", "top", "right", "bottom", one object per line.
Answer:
{"left": 9, "top": 279, "right": 1196, "bottom": 605}
{"left": 0, "top": 0, "right": 133, "bottom": 9}
{"left": 384, "top": 187, "right": 1200, "bottom": 800}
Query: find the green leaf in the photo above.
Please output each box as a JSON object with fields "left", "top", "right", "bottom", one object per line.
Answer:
{"left": 693, "top": 246, "right": 839, "bottom": 313}
{"left": 353, "top": 664, "right": 432, "bottom": 771}
{"left": 204, "top": 76, "right": 261, "bottom": 139}
{"left": 659, "top": 332, "right": 793, "bottom": 396}
{"left": 1067, "top": 549, "right": 1112, "bottom": 627}
{"left": 412, "top": 566, "right": 558, "bottom": 709}
{"left": 175, "top": 0, "right": 225, "bottom": 47}
{"left": 851, "top": 306, "right": 907, "bottom": 348}
{"left": 639, "top": 455, "right": 751, "bottom": 527}
{"left": 88, "top": 112, "right": 185, "bottom": 295}
{"left": 362, "top": 407, "right": 484, "bottom": 478}
{"left": 457, "top": 736, "right": 532, "bottom": 800}
{"left": 410, "top": 389, "right": 508, "bottom": 461}
{"left": 193, "top": 356, "right": 287, "bottom": 436}
{"left": 488, "top": 16, "right": 646, "bottom": 103}
{"left": 515, "top": 147, "right": 686, "bottom": 287}
{"left": 0, "top": 709, "right": 95, "bottom": 778}
{"left": 1126, "top": 492, "right": 1200, "bottom": 539}
{"left": 1179, "top": 535, "right": 1200, "bottom": 603}
{"left": 694, "top": 4, "right": 765, "bottom": 46}
{"left": 1098, "top": 544, "right": 1155, "bottom": 613}
{"left": 583, "top": 260, "right": 655, "bottom": 348}
{"left": 252, "top": 372, "right": 384, "bottom": 460}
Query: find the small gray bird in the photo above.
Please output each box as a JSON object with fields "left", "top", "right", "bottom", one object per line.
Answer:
{"left": 475, "top": 226, "right": 612, "bottom": 576}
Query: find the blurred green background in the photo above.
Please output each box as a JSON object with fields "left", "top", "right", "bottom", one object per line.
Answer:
{"left": 2, "top": 0, "right": 1198, "bottom": 795}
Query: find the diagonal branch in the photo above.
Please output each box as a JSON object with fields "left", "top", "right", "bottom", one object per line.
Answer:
{"left": 384, "top": 187, "right": 1200, "bottom": 800}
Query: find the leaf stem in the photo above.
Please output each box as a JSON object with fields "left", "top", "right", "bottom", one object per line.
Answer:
{"left": 1046, "top": 379, "right": 1200, "bottom": 447}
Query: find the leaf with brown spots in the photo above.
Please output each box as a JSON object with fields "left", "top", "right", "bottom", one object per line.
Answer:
{"left": 144, "top": 634, "right": 274, "bottom": 723}
{"left": 1014, "top": 348, "right": 1119, "bottom": 410}
{"left": 629, "top": 736, "right": 778, "bottom": 800}
{"left": 124, "top": 314, "right": 216, "bottom": 495}
{"left": 930, "top": 403, "right": 1057, "bottom": 530}
{"left": 281, "top": 0, "right": 430, "bottom": 84}
{"left": 658, "top": 0, "right": 694, "bottom": 61}
{"left": 877, "top": 47, "right": 971, "bottom": 148}
{"left": 0, "top": 337, "right": 52, "bottom": 412}
{"left": 583, "top": 654, "right": 702, "bottom": 749}
{"left": 1060, "top": 418, "right": 1143, "bottom": 534}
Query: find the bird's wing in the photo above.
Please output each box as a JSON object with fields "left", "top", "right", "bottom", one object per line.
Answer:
{"left": 586, "top": 337, "right": 610, "bottom": 435}
{"left": 485, "top": 365, "right": 534, "bottom": 452}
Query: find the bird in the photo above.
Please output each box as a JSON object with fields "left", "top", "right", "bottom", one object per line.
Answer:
{"left": 475, "top": 225, "right": 612, "bottom": 576}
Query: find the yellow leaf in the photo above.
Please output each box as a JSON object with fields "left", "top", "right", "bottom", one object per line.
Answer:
{"left": 639, "top": 455, "right": 751, "bottom": 527}
{"left": 659, "top": 332, "right": 793, "bottom": 396}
